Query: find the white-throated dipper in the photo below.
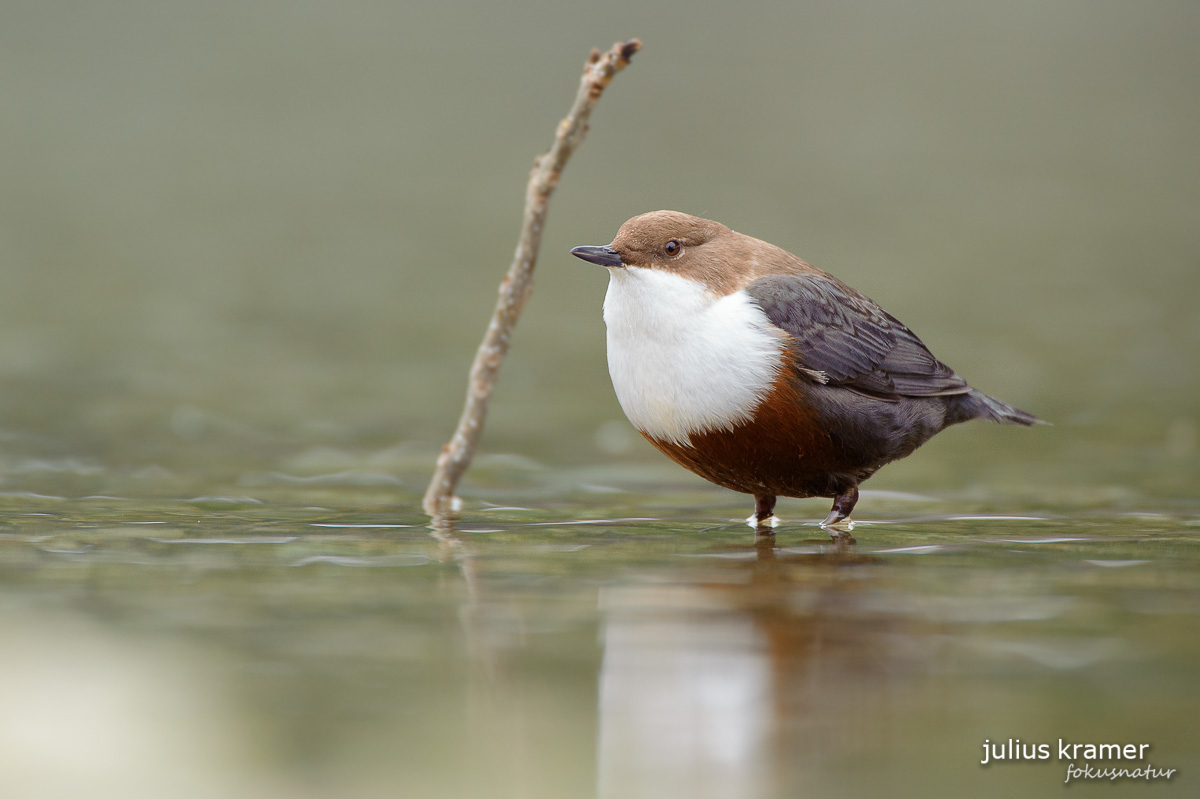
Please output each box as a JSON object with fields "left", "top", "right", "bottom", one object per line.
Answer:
{"left": 571, "top": 210, "right": 1042, "bottom": 532}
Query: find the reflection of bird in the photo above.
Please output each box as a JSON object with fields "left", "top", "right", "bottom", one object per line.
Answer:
{"left": 572, "top": 211, "right": 1043, "bottom": 531}
{"left": 596, "top": 539, "right": 895, "bottom": 798}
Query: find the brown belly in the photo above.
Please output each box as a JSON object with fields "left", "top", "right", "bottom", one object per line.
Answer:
{"left": 642, "top": 373, "right": 944, "bottom": 499}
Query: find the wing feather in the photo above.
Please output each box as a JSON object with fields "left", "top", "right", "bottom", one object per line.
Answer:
{"left": 745, "top": 273, "right": 970, "bottom": 400}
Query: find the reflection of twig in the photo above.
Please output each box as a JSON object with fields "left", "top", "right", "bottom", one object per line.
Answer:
{"left": 423, "top": 40, "right": 642, "bottom": 516}
{"left": 427, "top": 513, "right": 480, "bottom": 604}
{"left": 428, "top": 511, "right": 532, "bottom": 792}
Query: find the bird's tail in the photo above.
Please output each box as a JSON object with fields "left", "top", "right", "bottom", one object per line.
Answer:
{"left": 958, "top": 389, "right": 1047, "bottom": 427}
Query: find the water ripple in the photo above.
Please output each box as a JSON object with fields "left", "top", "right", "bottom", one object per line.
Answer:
{"left": 239, "top": 471, "right": 403, "bottom": 487}
{"left": 996, "top": 537, "right": 1087, "bottom": 544}
{"left": 0, "top": 492, "right": 66, "bottom": 501}
{"left": 289, "top": 554, "right": 430, "bottom": 568}
{"left": 874, "top": 544, "right": 947, "bottom": 555}
{"left": 972, "top": 637, "right": 1124, "bottom": 670}
{"left": 526, "top": 517, "right": 659, "bottom": 527}
{"left": 310, "top": 523, "right": 415, "bottom": 529}
{"left": 149, "top": 537, "right": 297, "bottom": 545}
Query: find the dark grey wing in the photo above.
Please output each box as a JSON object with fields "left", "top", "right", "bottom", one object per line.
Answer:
{"left": 745, "top": 273, "right": 971, "bottom": 399}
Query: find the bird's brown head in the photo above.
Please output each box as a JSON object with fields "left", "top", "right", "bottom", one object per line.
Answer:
{"left": 571, "top": 210, "right": 813, "bottom": 294}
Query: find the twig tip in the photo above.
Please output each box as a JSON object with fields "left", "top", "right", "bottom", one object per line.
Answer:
{"left": 618, "top": 39, "right": 642, "bottom": 63}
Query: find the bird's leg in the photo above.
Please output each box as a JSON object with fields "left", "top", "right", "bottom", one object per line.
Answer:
{"left": 755, "top": 493, "right": 777, "bottom": 521}
{"left": 820, "top": 485, "right": 859, "bottom": 532}
{"left": 747, "top": 493, "right": 779, "bottom": 532}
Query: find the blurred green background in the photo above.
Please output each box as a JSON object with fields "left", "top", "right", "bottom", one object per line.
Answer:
{"left": 3, "top": 0, "right": 1197, "bottom": 499}
{"left": 2, "top": 3, "right": 1199, "bottom": 798}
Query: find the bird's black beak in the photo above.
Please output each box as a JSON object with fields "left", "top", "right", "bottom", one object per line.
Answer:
{"left": 570, "top": 245, "right": 623, "bottom": 267}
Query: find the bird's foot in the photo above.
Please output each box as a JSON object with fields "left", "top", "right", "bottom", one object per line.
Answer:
{"left": 820, "top": 515, "right": 855, "bottom": 541}
{"left": 820, "top": 512, "right": 857, "bottom": 546}
{"left": 820, "top": 515, "right": 854, "bottom": 532}
{"left": 746, "top": 512, "right": 781, "bottom": 531}
{"left": 820, "top": 486, "right": 859, "bottom": 534}
{"left": 748, "top": 493, "right": 778, "bottom": 532}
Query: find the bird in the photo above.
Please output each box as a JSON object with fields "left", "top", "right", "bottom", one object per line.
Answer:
{"left": 570, "top": 210, "right": 1043, "bottom": 533}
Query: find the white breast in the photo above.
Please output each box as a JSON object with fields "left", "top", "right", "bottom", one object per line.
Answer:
{"left": 602, "top": 266, "right": 785, "bottom": 447}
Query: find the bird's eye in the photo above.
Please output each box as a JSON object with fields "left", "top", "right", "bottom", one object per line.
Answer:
{"left": 664, "top": 240, "right": 681, "bottom": 256}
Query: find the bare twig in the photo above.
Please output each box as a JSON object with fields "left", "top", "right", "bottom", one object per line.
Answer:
{"left": 423, "top": 39, "right": 642, "bottom": 516}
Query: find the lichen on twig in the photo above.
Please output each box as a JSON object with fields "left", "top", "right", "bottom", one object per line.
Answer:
{"left": 423, "top": 39, "right": 642, "bottom": 516}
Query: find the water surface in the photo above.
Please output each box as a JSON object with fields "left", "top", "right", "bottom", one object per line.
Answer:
{"left": 2, "top": 466, "right": 1198, "bottom": 797}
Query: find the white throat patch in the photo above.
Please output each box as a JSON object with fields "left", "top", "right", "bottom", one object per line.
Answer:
{"left": 602, "top": 266, "right": 785, "bottom": 446}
